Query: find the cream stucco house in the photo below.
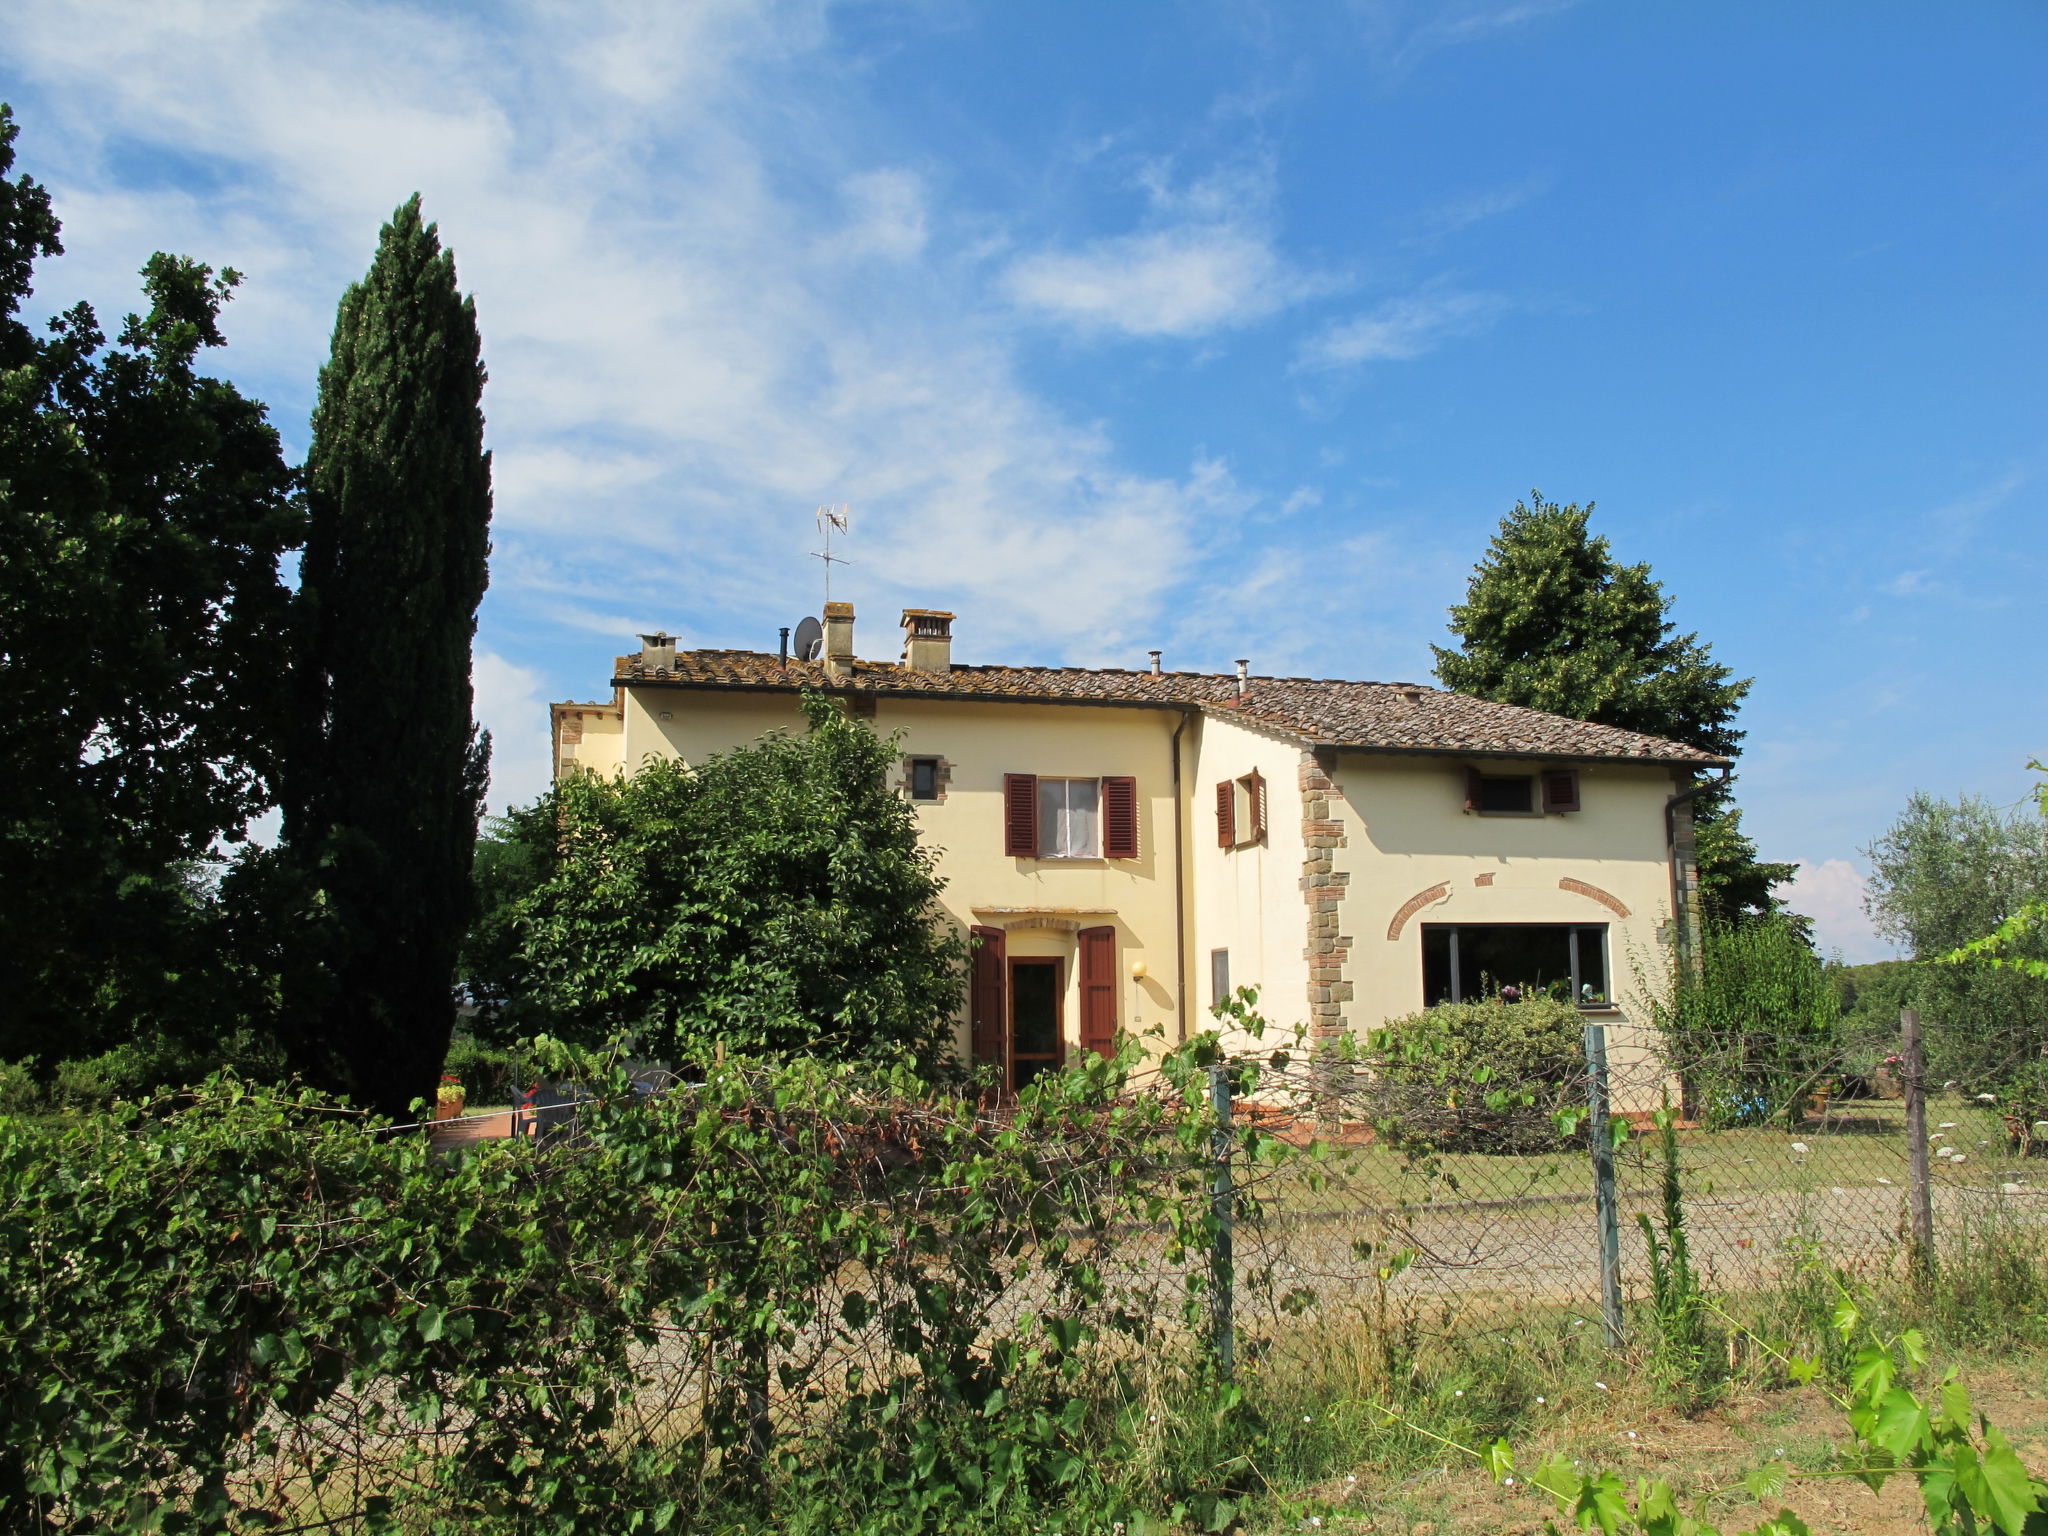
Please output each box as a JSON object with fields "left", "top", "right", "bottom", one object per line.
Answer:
{"left": 550, "top": 603, "right": 1723, "bottom": 1100}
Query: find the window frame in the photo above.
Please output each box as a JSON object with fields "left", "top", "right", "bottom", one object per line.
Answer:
{"left": 1474, "top": 773, "right": 1537, "bottom": 816}
{"left": 908, "top": 756, "right": 941, "bottom": 800}
{"left": 1421, "top": 921, "right": 1612, "bottom": 1008}
{"left": 1036, "top": 775, "right": 1103, "bottom": 860}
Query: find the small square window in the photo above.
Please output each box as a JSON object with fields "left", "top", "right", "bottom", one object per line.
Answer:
{"left": 909, "top": 757, "right": 940, "bottom": 800}
{"left": 1477, "top": 774, "right": 1534, "bottom": 814}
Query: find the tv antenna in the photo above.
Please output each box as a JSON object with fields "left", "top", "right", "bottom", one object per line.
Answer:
{"left": 812, "top": 503, "right": 852, "bottom": 603}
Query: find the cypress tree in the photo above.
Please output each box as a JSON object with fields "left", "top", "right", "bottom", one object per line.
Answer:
{"left": 1433, "top": 492, "right": 1794, "bottom": 921}
{"left": 284, "top": 196, "right": 491, "bottom": 1118}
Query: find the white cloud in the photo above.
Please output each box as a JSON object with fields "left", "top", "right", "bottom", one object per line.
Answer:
{"left": 3, "top": 0, "right": 1252, "bottom": 676}
{"left": 1777, "top": 857, "right": 1894, "bottom": 966}
{"left": 1003, "top": 224, "right": 1307, "bottom": 339}
{"left": 472, "top": 651, "right": 553, "bottom": 814}
{"left": 1297, "top": 285, "right": 1506, "bottom": 371}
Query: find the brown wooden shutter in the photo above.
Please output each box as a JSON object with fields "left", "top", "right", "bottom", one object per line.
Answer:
{"left": 1102, "top": 775, "right": 1139, "bottom": 859}
{"left": 1246, "top": 768, "right": 1266, "bottom": 842}
{"left": 1542, "top": 768, "right": 1581, "bottom": 814}
{"left": 1215, "top": 779, "right": 1235, "bottom": 847}
{"left": 1003, "top": 773, "right": 1038, "bottom": 856}
{"left": 969, "top": 925, "right": 1007, "bottom": 1073}
{"left": 1464, "top": 766, "right": 1483, "bottom": 812}
{"left": 1078, "top": 925, "right": 1117, "bottom": 1059}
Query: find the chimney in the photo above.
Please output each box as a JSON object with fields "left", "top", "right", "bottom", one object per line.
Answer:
{"left": 1148, "top": 649, "right": 1162, "bottom": 675}
{"left": 639, "top": 632, "right": 677, "bottom": 673}
{"left": 900, "top": 609, "right": 955, "bottom": 675}
{"left": 1235, "top": 659, "right": 1250, "bottom": 698}
{"left": 822, "top": 601, "right": 855, "bottom": 681}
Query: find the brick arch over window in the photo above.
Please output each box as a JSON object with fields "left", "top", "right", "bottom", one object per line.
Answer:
{"left": 1558, "top": 878, "right": 1630, "bottom": 918}
{"left": 1385, "top": 874, "right": 1630, "bottom": 940}
{"left": 1385, "top": 882, "right": 1451, "bottom": 942}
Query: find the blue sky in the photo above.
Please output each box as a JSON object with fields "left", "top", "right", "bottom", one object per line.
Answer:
{"left": 5, "top": 1, "right": 2043, "bottom": 960}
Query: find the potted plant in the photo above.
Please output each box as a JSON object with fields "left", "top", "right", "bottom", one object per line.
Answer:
{"left": 435, "top": 1074, "right": 465, "bottom": 1122}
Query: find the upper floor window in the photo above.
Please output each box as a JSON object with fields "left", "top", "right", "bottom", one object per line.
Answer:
{"left": 1215, "top": 770, "right": 1267, "bottom": 848}
{"left": 1003, "top": 772, "right": 1139, "bottom": 859}
{"left": 909, "top": 756, "right": 940, "bottom": 800}
{"left": 1038, "top": 776, "right": 1099, "bottom": 858}
{"left": 1464, "top": 767, "right": 1581, "bottom": 815}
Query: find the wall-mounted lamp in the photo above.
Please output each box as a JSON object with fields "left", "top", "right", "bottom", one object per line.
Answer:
{"left": 1129, "top": 959, "right": 1148, "bottom": 980}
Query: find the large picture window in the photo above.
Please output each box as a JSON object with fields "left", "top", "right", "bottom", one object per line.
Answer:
{"left": 1421, "top": 923, "right": 1609, "bottom": 1007}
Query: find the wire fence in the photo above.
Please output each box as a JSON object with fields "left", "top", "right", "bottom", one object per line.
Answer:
{"left": 1208, "top": 1009, "right": 2048, "bottom": 1370}
{"left": 9, "top": 1014, "right": 2048, "bottom": 1530}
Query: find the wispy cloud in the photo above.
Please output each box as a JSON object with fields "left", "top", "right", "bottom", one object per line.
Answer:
{"left": 1349, "top": 0, "right": 1583, "bottom": 78}
{"left": 1295, "top": 285, "right": 1507, "bottom": 371}
{"left": 1001, "top": 152, "right": 1329, "bottom": 340}
{"left": 2, "top": 0, "right": 1289, "bottom": 793}
{"left": 1004, "top": 224, "right": 1309, "bottom": 338}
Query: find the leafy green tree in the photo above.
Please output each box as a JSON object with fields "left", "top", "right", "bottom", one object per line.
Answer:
{"left": 1866, "top": 787, "right": 2048, "bottom": 1094}
{"left": 1649, "top": 915, "right": 1841, "bottom": 1127}
{"left": 1432, "top": 491, "right": 1795, "bottom": 920}
{"left": 281, "top": 196, "right": 492, "bottom": 1119}
{"left": 0, "top": 105, "right": 300, "bottom": 1070}
{"left": 498, "top": 694, "right": 965, "bottom": 1069}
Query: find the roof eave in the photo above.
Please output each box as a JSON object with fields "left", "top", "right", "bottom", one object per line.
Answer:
{"left": 1311, "top": 739, "right": 1730, "bottom": 769}
{"left": 613, "top": 673, "right": 1194, "bottom": 713}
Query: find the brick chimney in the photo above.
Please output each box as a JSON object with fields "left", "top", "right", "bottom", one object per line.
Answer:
{"left": 638, "top": 632, "right": 677, "bottom": 672}
{"left": 900, "top": 609, "right": 955, "bottom": 675}
{"left": 822, "top": 601, "right": 855, "bottom": 680}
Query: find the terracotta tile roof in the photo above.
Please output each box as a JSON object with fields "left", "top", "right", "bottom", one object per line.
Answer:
{"left": 613, "top": 649, "right": 1727, "bottom": 766}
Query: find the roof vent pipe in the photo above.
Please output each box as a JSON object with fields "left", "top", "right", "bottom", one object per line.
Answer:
{"left": 1148, "top": 649, "right": 1162, "bottom": 676}
{"left": 1235, "top": 659, "right": 1249, "bottom": 698}
{"left": 779, "top": 627, "right": 790, "bottom": 667}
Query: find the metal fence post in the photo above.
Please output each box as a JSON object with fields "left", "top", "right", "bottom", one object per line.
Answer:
{"left": 1584, "top": 1022, "right": 1626, "bottom": 1348}
{"left": 1209, "top": 1061, "right": 1235, "bottom": 1379}
{"left": 1902, "top": 1008, "right": 1935, "bottom": 1280}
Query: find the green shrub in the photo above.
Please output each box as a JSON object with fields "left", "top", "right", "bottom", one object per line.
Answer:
{"left": 0, "top": 1039, "right": 1245, "bottom": 1533}
{"left": 1368, "top": 996, "right": 1586, "bottom": 1153}
{"left": 439, "top": 1034, "right": 535, "bottom": 1105}
{"left": 0, "top": 1058, "right": 45, "bottom": 1117}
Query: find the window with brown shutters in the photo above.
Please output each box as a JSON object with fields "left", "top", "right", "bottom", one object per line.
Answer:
{"left": 1542, "top": 768, "right": 1582, "bottom": 814}
{"left": 1218, "top": 771, "right": 1266, "bottom": 849}
{"left": 969, "top": 925, "right": 1007, "bottom": 1076}
{"left": 1101, "top": 776, "right": 1139, "bottom": 859}
{"left": 1003, "top": 773, "right": 1038, "bottom": 856}
{"left": 1078, "top": 924, "right": 1117, "bottom": 1059}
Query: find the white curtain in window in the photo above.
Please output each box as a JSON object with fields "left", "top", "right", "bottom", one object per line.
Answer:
{"left": 1037, "top": 778, "right": 1100, "bottom": 857}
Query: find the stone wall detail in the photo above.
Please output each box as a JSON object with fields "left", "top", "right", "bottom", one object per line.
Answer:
{"left": 897, "top": 754, "right": 956, "bottom": 803}
{"left": 1299, "top": 754, "right": 1352, "bottom": 1043}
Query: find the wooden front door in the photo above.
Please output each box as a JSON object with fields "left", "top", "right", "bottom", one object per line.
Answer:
{"left": 1008, "top": 958, "right": 1064, "bottom": 1092}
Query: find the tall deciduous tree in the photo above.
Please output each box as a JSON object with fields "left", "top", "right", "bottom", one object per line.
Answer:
{"left": 0, "top": 105, "right": 300, "bottom": 1069}
{"left": 283, "top": 196, "right": 491, "bottom": 1119}
{"left": 478, "top": 694, "right": 965, "bottom": 1070}
{"left": 1432, "top": 492, "right": 1794, "bottom": 920}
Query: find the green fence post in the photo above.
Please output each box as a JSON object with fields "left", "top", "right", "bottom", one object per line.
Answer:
{"left": 1584, "top": 1021, "right": 1626, "bottom": 1348}
{"left": 1210, "top": 1061, "right": 1235, "bottom": 1379}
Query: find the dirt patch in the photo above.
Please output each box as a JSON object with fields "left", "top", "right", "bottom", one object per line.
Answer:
{"left": 1307, "top": 1358, "right": 2048, "bottom": 1535}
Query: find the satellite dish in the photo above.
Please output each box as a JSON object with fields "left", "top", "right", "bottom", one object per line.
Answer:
{"left": 791, "top": 615, "right": 824, "bottom": 663}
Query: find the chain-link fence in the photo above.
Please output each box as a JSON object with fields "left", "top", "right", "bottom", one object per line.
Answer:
{"left": 1203, "top": 1009, "right": 2048, "bottom": 1369}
